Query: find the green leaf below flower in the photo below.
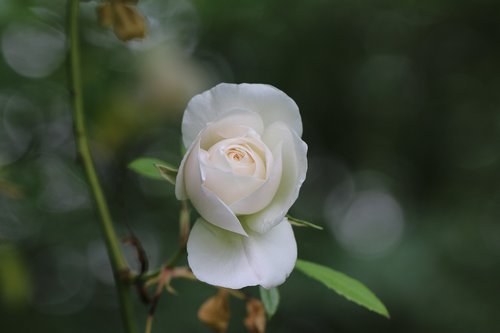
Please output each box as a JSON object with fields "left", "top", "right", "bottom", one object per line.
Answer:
{"left": 295, "top": 259, "right": 389, "bottom": 318}
{"left": 128, "top": 157, "right": 178, "bottom": 185}
{"left": 259, "top": 286, "right": 280, "bottom": 319}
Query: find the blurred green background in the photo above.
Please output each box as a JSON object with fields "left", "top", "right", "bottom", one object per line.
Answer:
{"left": 1, "top": 0, "right": 500, "bottom": 332}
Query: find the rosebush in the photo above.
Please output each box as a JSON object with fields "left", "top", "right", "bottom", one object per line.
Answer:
{"left": 175, "top": 83, "right": 308, "bottom": 289}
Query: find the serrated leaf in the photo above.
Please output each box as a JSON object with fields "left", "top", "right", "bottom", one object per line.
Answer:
{"left": 287, "top": 215, "right": 323, "bottom": 230}
{"left": 295, "top": 260, "right": 389, "bottom": 318}
{"left": 259, "top": 287, "right": 280, "bottom": 319}
{"left": 128, "top": 157, "right": 178, "bottom": 184}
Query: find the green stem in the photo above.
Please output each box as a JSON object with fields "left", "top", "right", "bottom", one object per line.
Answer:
{"left": 68, "top": 1, "right": 137, "bottom": 332}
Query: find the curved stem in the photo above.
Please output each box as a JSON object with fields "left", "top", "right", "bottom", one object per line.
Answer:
{"left": 68, "top": 1, "right": 137, "bottom": 332}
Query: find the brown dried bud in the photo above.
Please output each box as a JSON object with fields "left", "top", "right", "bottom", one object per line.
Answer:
{"left": 97, "top": 4, "right": 113, "bottom": 27}
{"left": 96, "top": 0, "right": 146, "bottom": 41}
{"left": 198, "top": 289, "right": 231, "bottom": 333}
{"left": 244, "top": 298, "right": 266, "bottom": 333}
{"left": 112, "top": 3, "right": 145, "bottom": 41}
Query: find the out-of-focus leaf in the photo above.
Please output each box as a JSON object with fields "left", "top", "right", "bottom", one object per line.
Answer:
{"left": 259, "top": 287, "right": 279, "bottom": 319}
{"left": 287, "top": 215, "right": 323, "bottom": 230}
{"left": 244, "top": 298, "right": 266, "bottom": 333}
{"left": 295, "top": 259, "right": 389, "bottom": 318}
{"left": 128, "top": 157, "right": 177, "bottom": 184}
{"left": 0, "top": 179, "right": 23, "bottom": 199}
{"left": 0, "top": 245, "right": 32, "bottom": 308}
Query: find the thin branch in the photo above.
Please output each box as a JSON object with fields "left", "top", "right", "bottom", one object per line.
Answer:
{"left": 145, "top": 268, "right": 172, "bottom": 333}
{"left": 67, "top": 1, "right": 137, "bottom": 332}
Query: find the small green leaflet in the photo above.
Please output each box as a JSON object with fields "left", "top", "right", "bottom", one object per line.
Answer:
{"left": 128, "top": 157, "right": 178, "bottom": 185}
{"left": 287, "top": 215, "right": 323, "bottom": 230}
{"left": 295, "top": 260, "right": 389, "bottom": 318}
{"left": 259, "top": 286, "right": 280, "bottom": 319}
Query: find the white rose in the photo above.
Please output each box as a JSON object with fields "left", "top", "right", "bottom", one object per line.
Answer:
{"left": 176, "top": 83, "right": 308, "bottom": 289}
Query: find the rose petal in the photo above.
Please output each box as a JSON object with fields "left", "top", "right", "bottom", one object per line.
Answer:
{"left": 204, "top": 136, "right": 267, "bottom": 178}
{"left": 199, "top": 110, "right": 264, "bottom": 150}
{"left": 202, "top": 162, "right": 264, "bottom": 206}
{"left": 182, "top": 83, "right": 302, "bottom": 148}
{"left": 181, "top": 138, "right": 247, "bottom": 236}
{"left": 229, "top": 142, "right": 282, "bottom": 215}
{"left": 242, "top": 122, "right": 308, "bottom": 233}
{"left": 175, "top": 133, "right": 197, "bottom": 200}
{"left": 187, "top": 217, "right": 297, "bottom": 289}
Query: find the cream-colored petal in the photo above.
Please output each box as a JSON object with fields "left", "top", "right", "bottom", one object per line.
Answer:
{"left": 183, "top": 139, "right": 247, "bottom": 236}
{"left": 187, "top": 217, "right": 297, "bottom": 289}
{"left": 229, "top": 142, "right": 282, "bottom": 215}
{"left": 242, "top": 122, "right": 308, "bottom": 233}
{"left": 202, "top": 162, "right": 264, "bottom": 206}
{"left": 206, "top": 139, "right": 262, "bottom": 177}
{"left": 182, "top": 83, "right": 302, "bottom": 148}
{"left": 200, "top": 132, "right": 272, "bottom": 207}
{"left": 175, "top": 135, "right": 197, "bottom": 200}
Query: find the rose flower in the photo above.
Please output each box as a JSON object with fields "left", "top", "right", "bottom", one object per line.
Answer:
{"left": 176, "top": 83, "right": 307, "bottom": 289}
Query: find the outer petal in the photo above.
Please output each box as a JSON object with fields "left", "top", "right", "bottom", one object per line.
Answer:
{"left": 182, "top": 83, "right": 302, "bottom": 148}
{"left": 175, "top": 134, "right": 196, "bottom": 200}
{"left": 242, "top": 122, "right": 308, "bottom": 233}
{"left": 181, "top": 138, "right": 247, "bottom": 236}
{"left": 187, "top": 217, "right": 297, "bottom": 289}
{"left": 199, "top": 109, "right": 264, "bottom": 149}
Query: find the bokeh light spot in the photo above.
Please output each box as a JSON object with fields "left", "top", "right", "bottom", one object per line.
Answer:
{"left": 1, "top": 23, "right": 65, "bottom": 78}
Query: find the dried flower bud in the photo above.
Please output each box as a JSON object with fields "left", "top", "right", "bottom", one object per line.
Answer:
{"left": 97, "top": 4, "right": 113, "bottom": 27}
{"left": 198, "top": 289, "right": 230, "bottom": 333}
{"left": 244, "top": 298, "right": 266, "bottom": 333}
{"left": 96, "top": 0, "right": 146, "bottom": 41}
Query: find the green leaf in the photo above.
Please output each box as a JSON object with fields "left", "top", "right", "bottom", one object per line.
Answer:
{"left": 128, "top": 157, "right": 178, "bottom": 184}
{"left": 295, "top": 260, "right": 389, "bottom": 318}
{"left": 259, "top": 286, "right": 280, "bottom": 319}
{"left": 287, "top": 215, "right": 323, "bottom": 230}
